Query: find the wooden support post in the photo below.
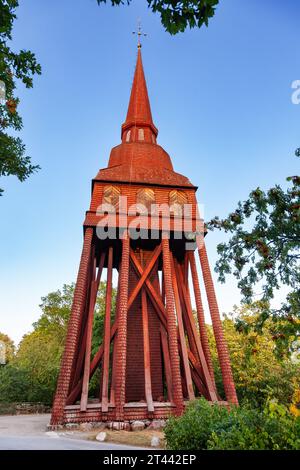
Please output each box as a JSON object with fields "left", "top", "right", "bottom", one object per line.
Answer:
{"left": 80, "top": 257, "right": 97, "bottom": 411}
{"left": 198, "top": 242, "right": 238, "bottom": 405}
{"left": 71, "top": 252, "right": 95, "bottom": 389}
{"left": 170, "top": 255, "right": 195, "bottom": 401}
{"left": 128, "top": 245, "right": 161, "bottom": 310}
{"left": 187, "top": 350, "right": 209, "bottom": 398}
{"left": 161, "top": 272, "right": 165, "bottom": 305}
{"left": 71, "top": 321, "right": 88, "bottom": 391}
{"left": 110, "top": 270, "right": 121, "bottom": 406}
{"left": 160, "top": 326, "right": 173, "bottom": 402}
{"left": 115, "top": 232, "right": 130, "bottom": 420}
{"left": 130, "top": 249, "right": 164, "bottom": 312}
{"left": 130, "top": 251, "right": 167, "bottom": 328}
{"left": 189, "top": 251, "right": 216, "bottom": 390}
{"left": 141, "top": 289, "right": 154, "bottom": 412}
{"left": 51, "top": 228, "right": 94, "bottom": 425}
{"left": 66, "top": 322, "right": 118, "bottom": 405}
{"left": 162, "top": 237, "right": 184, "bottom": 415}
{"left": 183, "top": 253, "right": 189, "bottom": 287}
{"left": 176, "top": 261, "right": 218, "bottom": 401}
{"left": 175, "top": 263, "right": 198, "bottom": 361}
{"left": 101, "top": 246, "right": 113, "bottom": 412}
{"left": 79, "top": 252, "right": 106, "bottom": 411}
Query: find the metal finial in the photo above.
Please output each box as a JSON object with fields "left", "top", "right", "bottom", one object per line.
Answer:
{"left": 132, "top": 19, "right": 147, "bottom": 49}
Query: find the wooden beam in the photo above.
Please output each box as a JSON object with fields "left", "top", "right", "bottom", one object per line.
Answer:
{"left": 190, "top": 365, "right": 209, "bottom": 399}
{"left": 70, "top": 246, "right": 95, "bottom": 390}
{"left": 128, "top": 245, "right": 161, "bottom": 310}
{"left": 183, "top": 254, "right": 189, "bottom": 287}
{"left": 51, "top": 228, "right": 94, "bottom": 425}
{"left": 80, "top": 252, "right": 97, "bottom": 411}
{"left": 188, "top": 350, "right": 209, "bottom": 399}
{"left": 109, "top": 269, "right": 121, "bottom": 406}
{"left": 188, "top": 250, "right": 216, "bottom": 389}
{"left": 161, "top": 238, "right": 184, "bottom": 414}
{"left": 74, "top": 252, "right": 106, "bottom": 392}
{"left": 176, "top": 261, "right": 218, "bottom": 401}
{"left": 115, "top": 232, "right": 130, "bottom": 421}
{"left": 170, "top": 255, "right": 195, "bottom": 401}
{"left": 161, "top": 272, "right": 165, "bottom": 305}
{"left": 176, "top": 263, "right": 199, "bottom": 361}
{"left": 72, "top": 320, "right": 88, "bottom": 391}
{"left": 66, "top": 322, "right": 117, "bottom": 405}
{"left": 130, "top": 250, "right": 167, "bottom": 328}
{"left": 198, "top": 243, "right": 238, "bottom": 404}
{"left": 160, "top": 326, "right": 173, "bottom": 402}
{"left": 141, "top": 289, "right": 154, "bottom": 412}
{"left": 101, "top": 246, "right": 113, "bottom": 412}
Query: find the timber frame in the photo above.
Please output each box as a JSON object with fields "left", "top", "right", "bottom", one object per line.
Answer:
{"left": 51, "top": 231, "right": 237, "bottom": 425}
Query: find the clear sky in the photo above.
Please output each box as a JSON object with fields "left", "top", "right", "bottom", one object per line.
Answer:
{"left": 0, "top": 0, "right": 299, "bottom": 345}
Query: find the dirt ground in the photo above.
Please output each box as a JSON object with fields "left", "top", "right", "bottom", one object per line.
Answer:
{"left": 87, "top": 429, "right": 165, "bottom": 448}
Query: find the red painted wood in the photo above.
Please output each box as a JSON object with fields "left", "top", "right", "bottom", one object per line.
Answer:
{"left": 101, "top": 246, "right": 113, "bottom": 412}
{"left": 66, "top": 322, "right": 118, "bottom": 405}
{"left": 52, "top": 46, "right": 238, "bottom": 425}
{"left": 141, "top": 289, "right": 154, "bottom": 412}
{"left": 130, "top": 250, "right": 167, "bottom": 328}
{"left": 115, "top": 233, "right": 130, "bottom": 420}
{"left": 198, "top": 243, "right": 238, "bottom": 404}
{"left": 80, "top": 252, "right": 105, "bottom": 411}
{"left": 127, "top": 244, "right": 161, "bottom": 310}
{"left": 110, "top": 270, "right": 121, "bottom": 406}
{"left": 160, "top": 326, "right": 173, "bottom": 402}
{"left": 162, "top": 238, "right": 184, "bottom": 415}
{"left": 188, "top": 251, "right": 216, "bottom": 389}
{"left": 170, "top": 255, "right": 195, "bottom": 401}
{"left": 51, "top": 228, "right": 93, "bottom": 425}
{"left": 176, "top": 261, "right": 218, "bottom": 401}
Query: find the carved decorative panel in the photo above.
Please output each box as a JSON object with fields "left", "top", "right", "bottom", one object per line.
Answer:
{"left": 137, "top": 188, "right": 155, "bottom": 213}
{"left": 169, "top": 190, "right": 188, "bottom": 216}
{"left": 102, "top": 185, "right": 121, "bottom": 209}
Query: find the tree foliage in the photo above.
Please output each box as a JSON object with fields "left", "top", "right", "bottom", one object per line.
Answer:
{"left": 0, "top": 0, "right": 41, "bottom": 195}
{"left": 0, "top": 282, "right": 116, "bottom": 403}
{"left": 96, "top": 0, "right": 219, "bottom": 34}
{"left": 207, "top": 158, "right": 300, "bottom": 353}
{"left": 208, "top": 303, "right": 300, "bottom": 407}
{"left": 0, "top": 331, "right": 15, "bottom": 362}
{"left": 164, "top": 398, "right": 300, "bottom": 450}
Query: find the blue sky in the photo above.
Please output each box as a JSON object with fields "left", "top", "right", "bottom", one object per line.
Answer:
{"left": 1, "top": 0, "right": 299, "bottom": 344}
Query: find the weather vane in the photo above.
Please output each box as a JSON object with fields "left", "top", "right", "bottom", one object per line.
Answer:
{"left": 132, "top": 19, "right": 147, "bottom": 49}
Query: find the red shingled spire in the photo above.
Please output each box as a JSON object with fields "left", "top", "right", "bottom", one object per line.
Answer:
{"left": 121, "top": 48, "right": 158, "bottom": 144}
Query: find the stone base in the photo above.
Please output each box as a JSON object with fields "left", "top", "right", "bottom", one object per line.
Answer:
{"left": 48, "top": 402, "right": 172, "bottom": 431}
{"left": 61, "top": 401, "right": 175, "bottom": 426}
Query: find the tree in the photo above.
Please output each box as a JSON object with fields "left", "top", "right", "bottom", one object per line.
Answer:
{"left": 207, "top": 155, "right": 300, "bottom": 354}
{"left": 0, "top": 331, "right": 15, "bottom": 363}
{"left": 164, "top": 397, "right": 300, "bottom": 450}
{"left": 208, "top": 303, "right": 300, "bottom": 407}
{"left": 0, "top": 282, "right": 116, "bottom": 403}
{"left": 0, "top": 364, "right": 30, "bottom": 402}
{"left": 35, "top": 282, "right": 117, "bottom": 357}
{"left": 95, "top": 0, "right": 219, "bottom": 34}
{"left": 0, "top": 0, "right": 41, "bottom": 196}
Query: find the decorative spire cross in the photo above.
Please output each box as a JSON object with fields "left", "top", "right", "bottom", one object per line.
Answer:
{"left": 132, "top": 20, "right": 147, "bottom": 49}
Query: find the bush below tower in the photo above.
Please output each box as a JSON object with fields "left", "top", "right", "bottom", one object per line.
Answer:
{"left": 164, "top": 398, "right": 300, "bottom": 450}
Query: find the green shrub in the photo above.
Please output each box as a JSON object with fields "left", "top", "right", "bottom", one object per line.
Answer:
{"left": 0, "top": 402, "right": 17, "bottom": 415}
{"left": 164, "top": 398, "right": 229, "bottom": 450}
{"left": 164, "top": 398, "right": 300, "bottom": 450}
{"left": 0, "top": 365, "right": 30, "bottom": 402}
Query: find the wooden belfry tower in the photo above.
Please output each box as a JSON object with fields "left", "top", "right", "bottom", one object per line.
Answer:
{"left": 51, "top": 42, "right": 238, "bottom": 426}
